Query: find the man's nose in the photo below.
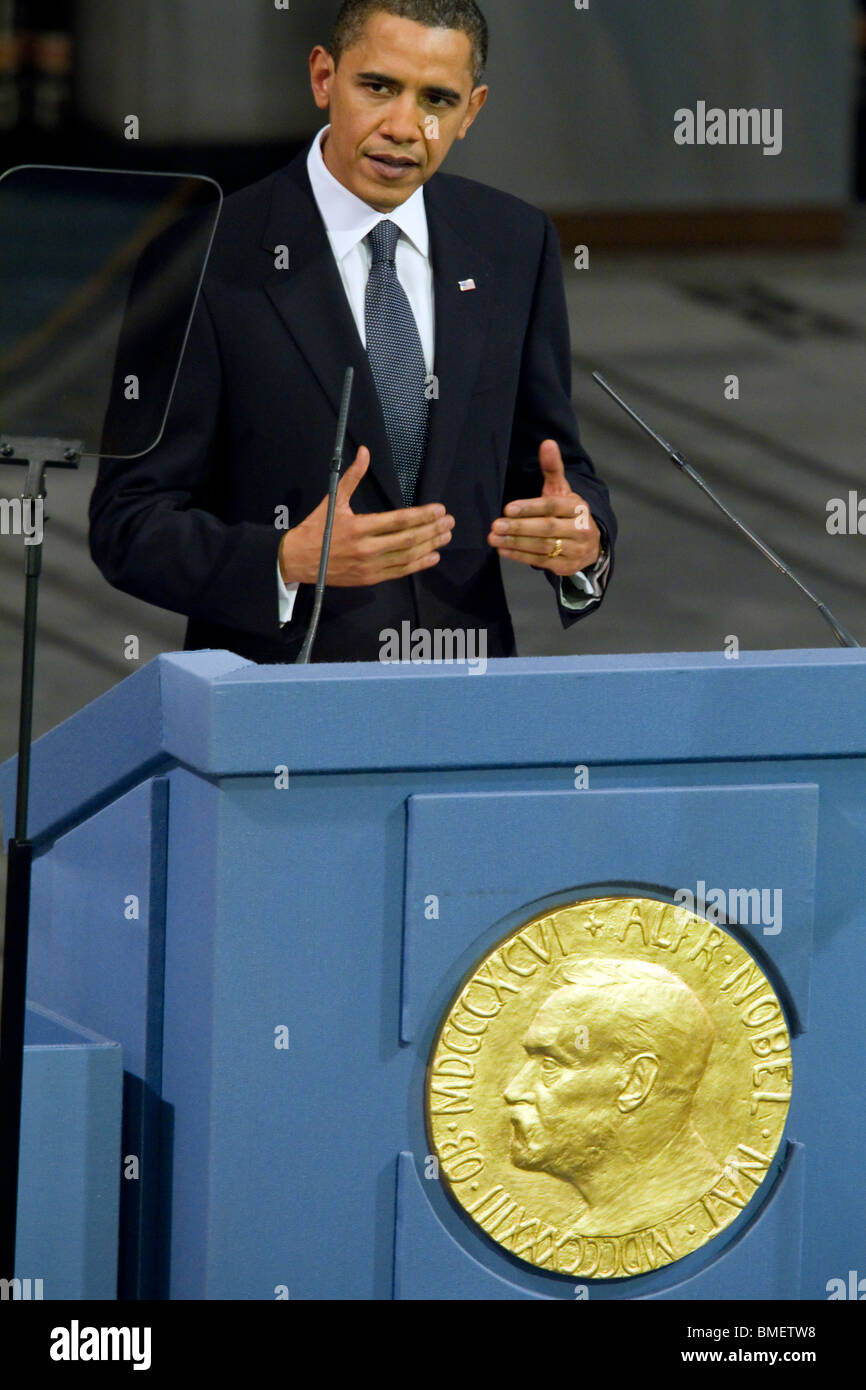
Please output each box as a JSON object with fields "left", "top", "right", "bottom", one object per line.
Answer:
{"left": 379, "top": 94, "right": 423, "bottom": 144}
{"left": 504, "top": 1061, "right": 534, "bottom": 1105}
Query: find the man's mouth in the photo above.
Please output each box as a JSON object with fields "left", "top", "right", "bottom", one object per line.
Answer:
{"left": 365, "top": 152, "right": 419, "bottom": 180}
{"left": 509, "top": 1110, "right": 536, "bottom": 1142}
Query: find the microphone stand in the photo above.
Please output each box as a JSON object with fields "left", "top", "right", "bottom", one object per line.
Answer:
{"left": 296, "top": 368, "right": 354, "bottom": 665}
{"left": 0, "top": 436, "right": 80, "bottom": 1280}
{"left": 592, "top": 372, "right": 859, "bottom": 649}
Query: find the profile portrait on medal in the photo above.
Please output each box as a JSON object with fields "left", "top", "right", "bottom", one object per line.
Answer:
{"left": 503, "top": 956, "right": 725, "bottom": 1233}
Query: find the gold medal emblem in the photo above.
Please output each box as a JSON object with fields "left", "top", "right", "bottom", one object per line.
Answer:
{"left": 426, "top": 897, "right": 793, "bottom": 1279}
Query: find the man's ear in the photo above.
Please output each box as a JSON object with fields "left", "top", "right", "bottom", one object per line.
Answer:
{"left": 309, "top": 45, "right": 335, "bottom": 112}
{"left": 616, "top": 1054, "right": 659, "bottom": 1113}
{"left": 457, "top": 84, "right": 489, "bottom": 139}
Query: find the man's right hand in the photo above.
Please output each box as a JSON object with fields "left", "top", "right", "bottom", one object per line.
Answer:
{"left": 278, "top": 447, "right": 454, "bottom": 588}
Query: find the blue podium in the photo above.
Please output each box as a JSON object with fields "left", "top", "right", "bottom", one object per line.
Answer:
{"left": 16, "top": 1006, "right": 122, "bottom": 1300}
{"left": 2, "top": 649, "right": 864, "bottom": 1300}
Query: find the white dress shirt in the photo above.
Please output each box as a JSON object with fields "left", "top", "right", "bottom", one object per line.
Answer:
{"left": 278, "top": 125, "right": 607, "bottom": 627}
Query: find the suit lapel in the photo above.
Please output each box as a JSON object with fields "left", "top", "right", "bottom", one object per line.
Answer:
{"left": 258, "top": 155, "right": 494, "bottom": 512}
{"left": 260, "top": 155, "right": 403, "bottom": 509}
{"left": 417, "top": 179, "right": 494, "bottom": 506}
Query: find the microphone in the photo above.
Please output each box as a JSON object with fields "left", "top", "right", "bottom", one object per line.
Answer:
{"left": 592, "top": 371, "right": 859, "bottom": 650}
{"left": 296, "top": 367, "right": 355, "bottom": 665}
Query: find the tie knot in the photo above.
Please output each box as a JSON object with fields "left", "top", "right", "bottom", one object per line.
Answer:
{"left": 368, "top": 219, "right": 401, "bottom": 265}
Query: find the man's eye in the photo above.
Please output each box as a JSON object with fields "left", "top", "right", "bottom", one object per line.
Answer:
{"left": 541, "top": 1056, "right": 560, "bottom": 1077}
{"left": 366, "top": 83, "right": 391, "bottom": 95}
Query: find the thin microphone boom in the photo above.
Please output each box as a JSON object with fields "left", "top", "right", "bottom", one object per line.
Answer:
{"left": 296, "top": 367, "right": 354, "bottom": 665}
{"left": 592, "top": 371, "right": 859, "bottom": 649}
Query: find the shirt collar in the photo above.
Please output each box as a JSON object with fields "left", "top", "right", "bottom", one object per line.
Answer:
{"left": 306, "top": 124, "right": 429, "bottom": 262}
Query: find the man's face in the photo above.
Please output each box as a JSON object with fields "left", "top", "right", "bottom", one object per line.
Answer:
{"left": 504, "top": 989, "right": 626, "bottom": 1184}
{"left": 309, "top": 12, "right": 488, "bottom": 212}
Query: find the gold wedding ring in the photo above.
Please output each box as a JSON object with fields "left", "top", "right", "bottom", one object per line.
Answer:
{"left": 549, "top": 539, "right": 564, "bottom": 560}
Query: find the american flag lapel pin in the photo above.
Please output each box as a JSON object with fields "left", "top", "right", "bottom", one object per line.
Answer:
{"left": 459, "top": 278, "right": 477, "bottom": 292}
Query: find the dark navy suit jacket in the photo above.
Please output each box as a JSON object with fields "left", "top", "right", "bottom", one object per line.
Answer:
{"left": 89, "top": 146, "right": 617, "bottom": 663}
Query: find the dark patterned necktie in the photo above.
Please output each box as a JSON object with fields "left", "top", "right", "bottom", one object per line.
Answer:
{"left": 364, "top": 220, "right": 429, "bottom": 506}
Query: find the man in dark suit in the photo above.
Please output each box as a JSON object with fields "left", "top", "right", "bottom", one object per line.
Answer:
{"left": 89, "top": 0, "right": 617, "bottom": 664}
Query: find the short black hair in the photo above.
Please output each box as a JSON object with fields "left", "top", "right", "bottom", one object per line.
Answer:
{"left": 330, "top": 0, "right": 489, "bottom": 86}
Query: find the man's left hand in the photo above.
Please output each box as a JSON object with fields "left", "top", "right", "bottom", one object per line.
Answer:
{"left": 488, "top": 439, "right": 601, "bottom": 577}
